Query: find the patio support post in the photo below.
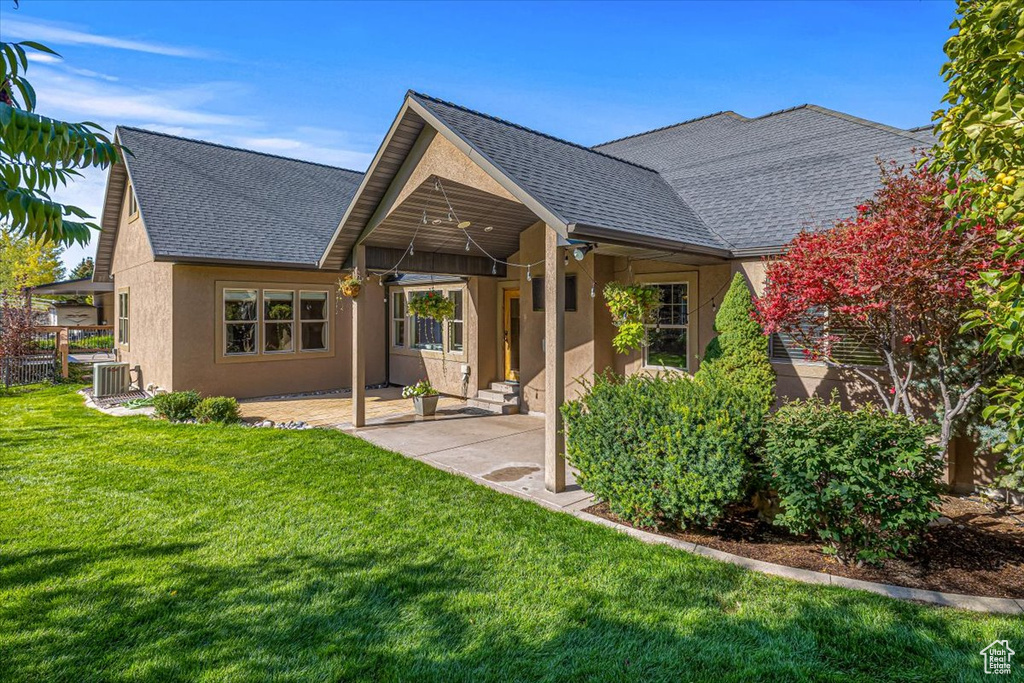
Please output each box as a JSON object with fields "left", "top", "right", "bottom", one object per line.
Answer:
{"left": 351, "top": 244, "right": 366, "bottom": 428}
{"left": 544, "top": 225, "right": 566, "bottom": 492}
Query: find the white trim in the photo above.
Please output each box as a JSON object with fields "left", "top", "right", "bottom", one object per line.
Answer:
{"left": 641, "top": 281, "right": 690, "bottom": 374}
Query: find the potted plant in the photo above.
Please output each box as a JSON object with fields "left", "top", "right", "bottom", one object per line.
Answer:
{"left": 407, "top": 289, "right": 456, "bottom": 323}
{"left": 402, "top": 378, "right": 439, "bottom": 416}
{"left": 602, "top": 282, "right": 662, "bottom": 353}
{"left": 339, "top": 271, "right": 363, "bottom": 299}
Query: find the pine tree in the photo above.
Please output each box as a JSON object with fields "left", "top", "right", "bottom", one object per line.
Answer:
{"left": 698, "top": 272, "right": 776, "bottom": 411}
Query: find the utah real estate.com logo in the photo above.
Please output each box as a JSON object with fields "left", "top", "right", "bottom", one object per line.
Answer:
{"left": 980, "top": 640, "right": 1015, "bottom": 675}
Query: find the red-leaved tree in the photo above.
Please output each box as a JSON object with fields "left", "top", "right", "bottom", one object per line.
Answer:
{"left": 756, "top": 160, "right": 1018, "bottom": 450}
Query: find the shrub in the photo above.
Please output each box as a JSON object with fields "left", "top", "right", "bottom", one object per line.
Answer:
{"left": 193, "top": 396, "right": 240, "bottom": 424}
{"left": 697, "top": 272, "right": 775, "bottom": 412}
{"left": 152, "top": 390, "right": 201, "bottom": 423}
{"left": 561, "top": 371, "right": 761, "bottom": 529}
{"left": 762, "top": 397, "right": 942, "bottom": 564}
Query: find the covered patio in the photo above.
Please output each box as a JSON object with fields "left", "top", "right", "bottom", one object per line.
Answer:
{"left": 319, "top": 92, "right": 731, "bottom": 494}
{"left": 239, "top": 388, "right": 592, "bottom": 509}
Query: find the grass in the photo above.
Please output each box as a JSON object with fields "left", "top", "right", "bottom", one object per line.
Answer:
{"left": 1, "top": 385, "right": 1021, "bottom": 682}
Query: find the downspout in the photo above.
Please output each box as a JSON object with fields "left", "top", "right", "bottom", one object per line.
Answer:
{"left": 383, "top": 284, "right": 391, "bottom": 386}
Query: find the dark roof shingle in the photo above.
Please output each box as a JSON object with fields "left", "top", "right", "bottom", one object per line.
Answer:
{"left": 118, "top": 127, "right": 364, "bottom": 267}
{"left": 595, "top": 105, "right": 935, "bottom": 252}
{"left": 410, "top": 93, "right": 728, "bottom": 252}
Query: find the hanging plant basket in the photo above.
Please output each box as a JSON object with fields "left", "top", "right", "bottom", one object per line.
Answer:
{"left": 338, "top": 273, "right": 363, "bottom": 299}
{"left": 407, "top": 289, "right": 456, "bottom": 322}
{"left": 603, "top": 282, "right": 662, "bottom": 353}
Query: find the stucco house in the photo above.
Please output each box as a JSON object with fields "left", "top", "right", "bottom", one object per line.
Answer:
{"left": 94, "top": 90, "right": 945, "bottom": 491}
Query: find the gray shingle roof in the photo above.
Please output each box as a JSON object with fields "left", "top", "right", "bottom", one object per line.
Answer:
{"left": 410, "top": 93, "right": 728, "bottom": 252}
{"left": 595, "top": 105, "right": 935, "bottom": 253}
{"left": 118, "top": 127, "right": 364, "bottom": 267}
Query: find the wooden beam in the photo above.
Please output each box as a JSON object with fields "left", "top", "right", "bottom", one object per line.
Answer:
{"left": 544, "top": 225, "right": 566, "bottom": 492}
{"left": 362, "top": 246, "right": 507, "bottom": 278}
{"left": 351, "top": 244, "right": 366, "bottom": 428}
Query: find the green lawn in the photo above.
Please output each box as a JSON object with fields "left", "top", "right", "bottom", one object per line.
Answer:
{"left": 1, "top": 386, "right": 1021, "bottom": 682}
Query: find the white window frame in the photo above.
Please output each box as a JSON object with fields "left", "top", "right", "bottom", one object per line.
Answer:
{"left": 127, "top": 186, "right": 139, "bottom": 219}
{"left": 643, "top": 282, "right": 690, "bottom": 373}
{"left": 224, "top": 288, "right": 259, "bottom": 357}
{"left": 390, "top": 284, "right": 468, "bottom": 358}
{"left": 262, "top": 289, "right": 295, "bottom": 355}
{"left": 391, "top": 291, "right": 406, "bottom": 348}
{"left": 117, "top": 289, "right": 129, "bottom": 347}
{"left": 298, "top": 290, "right": 330, "bottom": 353}
{"left": 447, "top": 290, "right": 464, "bottom": 353}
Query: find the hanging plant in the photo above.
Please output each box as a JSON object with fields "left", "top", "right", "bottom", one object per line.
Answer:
{"left": 603, "top": 282, "right": 662, "bottom": 354}
{"left": 338, "top": 271, "right": 363, "bottom": 299}
{"left": 407, "top": 289, "right": 456, "bottom": 322}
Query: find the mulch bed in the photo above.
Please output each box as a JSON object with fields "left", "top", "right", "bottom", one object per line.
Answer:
{"left": 586, "top": 495, "right": 1024, "bottom": 599}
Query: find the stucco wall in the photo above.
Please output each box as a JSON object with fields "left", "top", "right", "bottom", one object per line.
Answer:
{"left": 170, "top": 265, "right": 385, "bottom": 399}
{"left": 387, "top": 279, "right": 492, "bottom": 397}
{"left": 111, "top": 182, "right": 175, "bottom": 391}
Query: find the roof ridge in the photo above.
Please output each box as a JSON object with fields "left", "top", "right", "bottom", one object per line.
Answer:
{"left": 594, "top": 110, "right": 745, "bottom": 148}
{"left": 798, "top": 105, "right": 930, "bottom": 142}
{"left": 906, "top": 123, "right": 935, "bottom": 133}
{"left": 408, "top": 91, "right": 661, "bottom": 173}
{"left": 116, "top": 126, "right": 366, "bottom": 175}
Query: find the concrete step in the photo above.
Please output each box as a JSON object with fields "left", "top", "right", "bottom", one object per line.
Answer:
{"left": 489, "top": 381, "right": 521, "bottom": 395}
{"left": 477, "top": 389, "right": 519, "bottom": 403}
{"left": 466, "top": 397, "right": 520, "bottom": 415}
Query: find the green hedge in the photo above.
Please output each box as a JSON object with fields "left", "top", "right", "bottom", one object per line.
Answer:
{"left": 194, "top": 396, "right": 240, "bottom": 424}
{"left": 561, "top": 372, "right": 762, "bottom": 529}
{"left": 152, "top": 391, "right": 201, "bottom": 423}
{"left": 762, "top": 397, "right": 942, "bottom": 564}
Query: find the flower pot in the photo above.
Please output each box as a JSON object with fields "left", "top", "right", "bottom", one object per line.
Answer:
{"left": 412, "top": 394, "right": 439, "bottom": 416}
{"left": 340, "top": 282, "right": 362, "bottom": 298}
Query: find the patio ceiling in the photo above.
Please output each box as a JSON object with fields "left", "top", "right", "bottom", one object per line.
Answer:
{"left": 363, "top": 175, "right": 539, "bottom": 261}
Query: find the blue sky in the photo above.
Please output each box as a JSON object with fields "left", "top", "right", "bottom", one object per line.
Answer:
{"left": 0, "top": 0, "right": 955, "bottom": 269}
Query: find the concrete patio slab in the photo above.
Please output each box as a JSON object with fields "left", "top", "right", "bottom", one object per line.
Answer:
{"left": 352, "top": 408, "right": 593, "bottom": 509}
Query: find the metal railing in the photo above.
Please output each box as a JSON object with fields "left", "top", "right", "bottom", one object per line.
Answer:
{"left": 0, "top": 326, "right": 115, "bottom": 386}
{"left": 1, "top": 353, "right": 57, "bottom": 388}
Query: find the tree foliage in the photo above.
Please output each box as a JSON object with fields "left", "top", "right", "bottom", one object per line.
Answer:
{"left": 69, "top": 257, "right": 94, "bottom": 281}
{"left": 697, "top": 272, "right": 776, "bottom": 411}
{"left": 1, "top": 40, "right": 123, "bottom": 246}
{"left": 932, "top": 0, "right": 1024, "bottom": 466}
{"left": 755, "top": 160, "right": 1018, "bottom": 451}
{"left": 0, "top": 226, "right": 64, "bottom": 292}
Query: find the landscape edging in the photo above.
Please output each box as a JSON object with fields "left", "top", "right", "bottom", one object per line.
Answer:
{"left": 570, "top": 509, "right": 1024, "bottom": 615}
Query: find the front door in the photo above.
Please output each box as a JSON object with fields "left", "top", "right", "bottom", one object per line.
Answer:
{"left": 503, "top": 289, "right": 520, "bottom": 382}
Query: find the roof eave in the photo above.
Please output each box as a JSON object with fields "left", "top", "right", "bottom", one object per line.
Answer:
{"left": 153, "top": 254, "right": 325, "bottom": 271}
{"left": 567, "top": 222, "right": 732, "bottom": 259}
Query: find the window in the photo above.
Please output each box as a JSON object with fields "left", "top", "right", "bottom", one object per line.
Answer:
{"left": 222, "top": 287, "right": 331, "bottom": 359}
{"left": 392, "top": 285, "right": 466, "bottom": 355}
{"left": 411, "top": 290, "right": 444, "bottom": 351}
{"left": 117, "top": 291, "right": 129, "bottom": 345}
{"left": 448, "top": 290, "right": 464, "bottom": 353}
{"left": 532, "top": 275, "right": 577, "bottom": 312}
{"left": 644, "top": 283, "right": 688, "bottom": 371}
{"left": 299, "top": 291, "right": 328, "bottom": 351}
{"left": 391, "top": 292, "right": 406, "bottom": 347}
{"left": 224, "top": 289, "right": 258, "bottom": 355}
{"left": 769, "top": 309, "right": 881, "bottom": 365}
{"left": 263, "top": 290, "right": 294, "bottom": 353}
{"left": 127, "top": 186, "right": 138, "bottom": 218}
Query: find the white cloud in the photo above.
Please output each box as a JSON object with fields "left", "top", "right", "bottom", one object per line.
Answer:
{"left": 230, "top": 136, "right": 374, "bottom": 170}
{"left": 31, "top": 67, "right": 255, "bottom": 128}
{"left": 3, "top": 18, "right": 211, "bottom": 59}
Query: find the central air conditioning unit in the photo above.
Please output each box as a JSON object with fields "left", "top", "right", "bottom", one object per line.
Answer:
{"left": 93, "top": 362, "right": 130, "bottom": 397}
